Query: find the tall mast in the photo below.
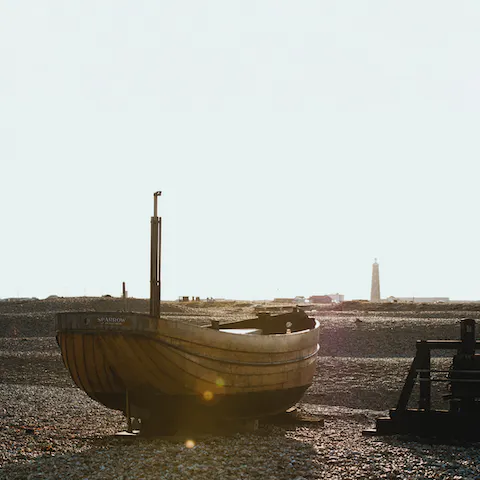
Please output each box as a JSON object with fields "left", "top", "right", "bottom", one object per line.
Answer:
{"left": 150, "top": 191, "right": 162, "bottom": 317}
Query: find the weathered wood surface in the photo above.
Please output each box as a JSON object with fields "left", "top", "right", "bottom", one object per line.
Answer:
{"left": 56, "top": 311, "right": 320, "bottom": 418}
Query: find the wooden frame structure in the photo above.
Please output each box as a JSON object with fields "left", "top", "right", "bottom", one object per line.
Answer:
{"left": 367, "top": 319, "right": 480, "bottom": 440}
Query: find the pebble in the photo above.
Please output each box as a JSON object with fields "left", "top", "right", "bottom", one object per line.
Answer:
{"left": 2, "top": 386, "right": 480, "bottom": 480}
{"left": 3, "top": 299, "right": 480, "bottom": 479}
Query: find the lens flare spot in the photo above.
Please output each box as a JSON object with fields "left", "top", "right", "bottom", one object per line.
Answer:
{"left": 203, "top": 390, "right": 214, "bottom": 401}
{"left": 216, "top": 377, "right": 225, "bottom": 387}
{"left": 185, "top": 439, "right": 195, "bottom": 449}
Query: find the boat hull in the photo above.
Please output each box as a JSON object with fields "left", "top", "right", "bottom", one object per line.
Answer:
{"left": 56, "top": 311, "right": 320, "bottom": 420}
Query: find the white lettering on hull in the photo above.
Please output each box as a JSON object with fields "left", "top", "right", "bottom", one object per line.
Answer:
{"left": 97, "top": 317, "right": 126, "bottom": 325}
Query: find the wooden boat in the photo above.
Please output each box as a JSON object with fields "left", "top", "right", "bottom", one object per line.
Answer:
{"left": 56, "top": 192, "right": 320, "bottom": 431}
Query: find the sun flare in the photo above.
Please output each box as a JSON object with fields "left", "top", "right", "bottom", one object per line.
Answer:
{"left": 203, "top": 390, "right": 214, "bottom": 401}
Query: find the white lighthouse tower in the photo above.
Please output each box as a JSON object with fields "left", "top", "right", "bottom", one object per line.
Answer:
{"left": 370, "top": 259, "right": 381, "bottom": 302}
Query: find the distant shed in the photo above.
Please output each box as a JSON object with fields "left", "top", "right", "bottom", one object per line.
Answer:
{"left": 309, "top": 295, "right": 333, "bottom": 304}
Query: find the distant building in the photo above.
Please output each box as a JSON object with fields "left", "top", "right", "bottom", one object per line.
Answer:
{"left": 309, "top": 295, "right": 333, "bottom": 304}
{"left": 273, "top": 298, "right": 295, "bottom": 303}
{"left": 327, "top": 293, "right": 344, "bottom": 303}
{"left": 386, "top": 296, "right": 450, "bottom": 303}
{"left": 370, "top": 259, "right": 381, "bottom": 302}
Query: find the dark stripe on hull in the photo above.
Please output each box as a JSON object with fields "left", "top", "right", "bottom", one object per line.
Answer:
{"left": 92, "top": 385, "right": 309, "bottom": 420}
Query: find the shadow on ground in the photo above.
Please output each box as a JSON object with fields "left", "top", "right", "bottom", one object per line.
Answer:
{"left": 0, "top": 428, "right": 319, "bottom": 480}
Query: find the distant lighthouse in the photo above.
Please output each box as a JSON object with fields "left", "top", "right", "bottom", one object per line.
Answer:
{"left": 370, "top": 259, "right": 381, "bottom": 302}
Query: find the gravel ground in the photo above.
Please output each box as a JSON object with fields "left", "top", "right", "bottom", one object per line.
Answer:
{"left": 2, "top": 298, "right": 480, "bottom": 479}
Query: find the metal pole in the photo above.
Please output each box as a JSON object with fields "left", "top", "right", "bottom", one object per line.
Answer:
{"left": 396, "top": 343, "right": 423, "bottom": 412}
{"left": 154, "top": 192, "right": 158, "bottom": 219}
{"left": 419, "top": 345, "right": 431, "bottom": 411}
{"left": 122, "top": 282, "right": 128, "bottom": 312}
{"left": 150, "top": 192, "right": 162, "bottom": 317}
{"left": 150, "top": 216, "right": 157, "bottom": 316}
{"left": 126, "top": 389, "right": 132, "bottom": 433}
{"left": 158, "top": 215, "right": 162, "bottom": 318}
{"left": 460, "top": 318, "right": 476, "bottom": 354}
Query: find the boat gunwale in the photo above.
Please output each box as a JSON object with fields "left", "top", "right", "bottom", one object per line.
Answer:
{"left": 55, "top": 311, "right": 320, "bottom": 354}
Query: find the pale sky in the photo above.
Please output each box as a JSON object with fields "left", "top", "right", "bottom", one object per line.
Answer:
{"left": 1, "top": 2, "right": 480, "bottom": 301}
